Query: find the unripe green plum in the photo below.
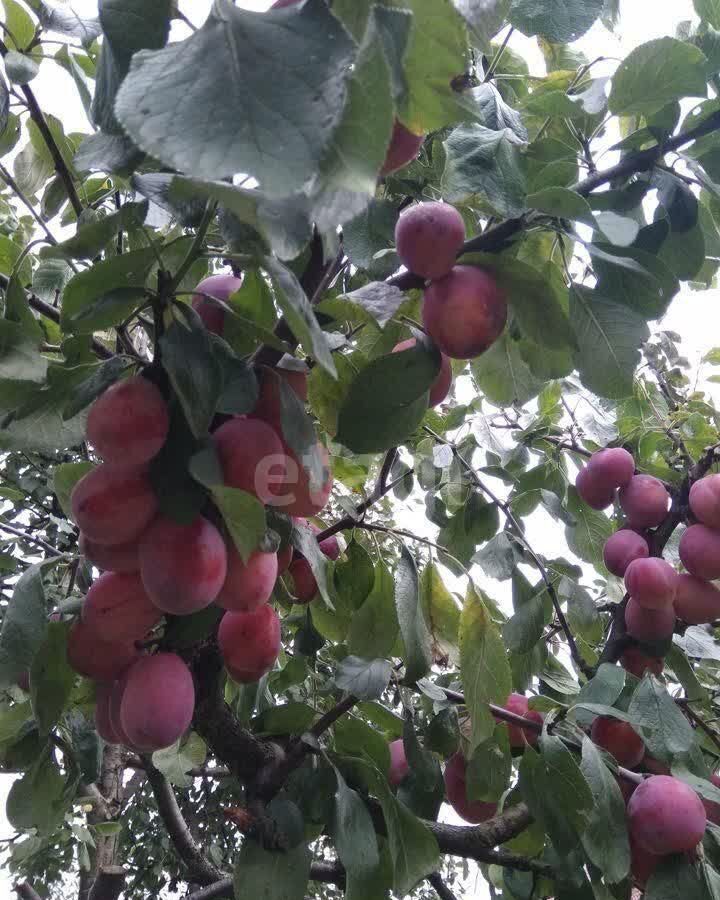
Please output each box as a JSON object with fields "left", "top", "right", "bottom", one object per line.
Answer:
{"left": 674, "top": 573, "right": 720, "bottom": 625}
{"left": 67, "top": 621, "right": 137, "bottom": 681}
{"left": 139, "top": 516, "right": 227, "bottom": 615}
{"left": 392, "top": 338, "right": 452, "bottom": 407}
{"left": 575, "top": 466, "right": 616, "bottom": 510}
{"left": 624, "top": 598, "right": 675, "bottom": 642}
{"left": 689, "top": 474, "right": 720, "bottom": 529}
{"left": 422, "top": 266, "right": 507, "bottom": 360}
{"left": 624, "top": 557, "right": 678, "bottom": 610}
{"left": 679, "top": 524, "right": 720, "bottom": 580}
{"left": 268, "top": 442, "right": 333, "bottom": 517}
{"left": 388, "top": 739, "right": 410, "bottom": 787}
{"left": 79, "top": 532, "right": 140, "bottom": 573}
{"left": 603, "top": 529, "right": 649, "bottom": 577}
{"left": 380, "top": 120, "right": 425, "bottom": 176}
{"left": 627, "top": 775, "right": 706, "bottom": 855}
{"left": 395, "top": 202, "right": 466, "bottom": 281}
{"left": 95, "top": 682, "right": 123, "bottom": 745}
{"left": 500, "top": 693, "right": 542, "bottom": 747}
{"left": 443, "top": 752, "right": 497, "bottom": 824}
{"left": 120, "top": 653, "right": 195, "bottom": 752}
{"left": 215, "top": 547, "right": 278, "bottom": 612}
{"left": 86, "top": 375, "right": 169, "bottom": 467}
{"left": 71, "top": 464, "right": 158, "bottom": 546}
{"left": 630, "top": 836, "right": 661, "bottom": 888}
{"left": 82, "top": 571, "right": 163, "bottom": 642}
{"left": 192, "top": 273, "right": 243, "bottom": 336}
{"left": 620, "top": 646, "right": 664, "bottom": 679}
{"left": 218, "top": 605, "right": 281, "bottom": 683}
{"left": 213, "top": 416, "right": 288, "bottom": 506}
{"left": 619, "top": 475, "right": 670, "bottom": 529}
{"left": 702, "top": 773, "right": 720, "bottom": 826}
{"left": 590, "top": 716, "right": 645, "bottom": 768}
{"left": 288, "top": 557, "right": 317, "bottom": 603}
{"left": 588, "top": 448, "right": 635, "bottom": 489}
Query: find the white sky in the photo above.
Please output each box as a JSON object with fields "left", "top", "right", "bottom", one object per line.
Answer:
{"left": 0, "top": 1, "right": 715, "bottom": 898}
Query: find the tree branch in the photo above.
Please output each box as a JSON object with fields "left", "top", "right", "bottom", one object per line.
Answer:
{"left": 185, "top": 861, "right": 346, "bottom": 900}
{"left": 14, "top": 884, "right": 42, "bottom": 900}
{"left": 0, "top": 519, "right": 64, "bottom": 556}
{"left": 428, "top": 871, "right": 459, "bottom": 900}
{"left": 87, "top": 868, "right": 125, "bottom": 900}
{"left": 144, "top": 762, "right": 223, "bottom": 886}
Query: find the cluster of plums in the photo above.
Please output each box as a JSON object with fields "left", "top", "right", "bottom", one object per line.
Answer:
{"left": 577, "top": 448, "right": 720, "bottom": 677}
{"left": 66, "top": 270, "right": 343, "bottom": 752}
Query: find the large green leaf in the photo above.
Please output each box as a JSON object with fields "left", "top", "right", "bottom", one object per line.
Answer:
{"left": 233, "top": 839, "right": 311, "bottom": 900}
{"left": 394, "top": 547, "right": 432, "bottom": 683}
{"left": 696, "top": 0, "right": 720, "bottom": 29}
{"left": 348, "top": 561, "right": 399, "bottom": 659}
{"left": 564, "top": 486, "right": 614, "bottom": 570}
{"left": 115, "top": 0, "right": 355, "bottom": 193}
{"left": 0, "top": 320, "right": 46, "bottom": 383}
{"left": 30, "top": 620, "right": 75, "bottom": 736}
{"left": 569, "top": 284, "right": 650, "bottom": 399}
{"left": 0, "top": 564, "right": 50, "bottom": 689}
{"left": 420, "top": 562, "right": 460, "bottom": 664}
{"left": 509, "top": 0, "right": 603, "bottom": 42}
{"left": 459, "top": 582, "right": 511, "bottom": 752}
{"left": 6, "top": 751, "right": 73, "bottom": 834}
{"left": 332, "top": 768, "right": 380, "bottom": 883}
{"left": 471, "top": 333, "right": 544, "bottom": 406}
{"left": 609, "top": 37, "right": 709, "bottom": 117}
{"left": 627, "top": 674, "right": 696, "bottom": 764}
{"left": 580, "top": 737, "right": 630, "bottom": 883}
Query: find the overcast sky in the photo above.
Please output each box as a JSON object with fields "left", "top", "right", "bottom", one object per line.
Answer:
{"left": 0, "top": 1, "right": 713, "bottom": 899}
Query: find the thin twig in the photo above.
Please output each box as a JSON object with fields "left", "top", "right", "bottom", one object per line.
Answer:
{"left": 0, "top": 520, "right": 62, "bottom": 556}
{"left": 0, "top": 161, "right": 57, "bottom": 244}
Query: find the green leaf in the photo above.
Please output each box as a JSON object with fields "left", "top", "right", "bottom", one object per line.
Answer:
{"left": 509, "top": 0, "right": 603, "bottom": 42}
{"left": 2, "top": 0, "right": 36, "bottom": 51}
{"left": 343, "top": 200, "right": 399, "bottom": 277}
{"left": 519, "top": 736, "right": 593, "bottom": 853}
{"left": 420, "top": 562, "right": 460, "bottom": 664}
{"left": 53, "top": 461, "right": 93, "bottom": 521}
{"left": 278, "top": 376, "right": 327, "bottom": 505}
{"left": 627, "top": 674, "right": 696, "bottom": 764}
{"left": 569, "top": 284, "right": 650, "bottom": 399}
{"left": 62, "top": 357, "right": 132, "bottom": 421}
{"left": 439, "top": 492, "right": 499, "bottom": 568}
{"left": 0, "top": 563, "right": 49, "bottom": 689}
{"left": 5, "top": 50, "right": 39, "bottom": 84}
{"left": 336, "top": 341, "right": 439, "bottom": 454}
{"left": 591, "top": 243, "right": 679, "bottom": 318}
{"left": 502, "top": 577, "right": 549, "bottom": 655}
{"left": 44, "top": 201, "right": 148, "bottom": 260}
{"left": 460, "top": 582, "right": 512, "bottom": 752}
{"left": 334, "top": 540, "right": 375, "bottom": 612}
{"left": 332, "top": 768, "right": 380, "bottom": 881}
{"left": 160, "top": 319, "right": 223, "bottom": 439}
{"left": 334, "top": 716, "right": 392, "bottom": 775}
{"left": 253, "top": 702, "right": 316, "bottom": 736}
{"left": 263, "top": 257, "right": 336, "bottom": 378}
{"left": 0, "top": 320, "right": 46, "bottom": 383}
{"left": 471, "top": 333, "right": 544, "bottom": 406}
{"left": 348, "top": 561, "right": 399, "bottom": 659}
{"left": 291, "top": 520, "right": 334, "bottom": 610}
{"left": 394, "top": 547, "right": 432, "bottom": 684}
{"left": 6, "top": 750, "right": 72, "bottom": 834}
{"left": 466, "top": 726, "right": 512, "bottom": 802}
{"left": 39, "top": 5, "right": 101, "bottom": 44}
{"left": 526, "top": 187, "right": 595, "bottom": 225}
{"left": 609, "top": 37, "right": 709, "bottom": 117}
{"left": 233, "top": 839, "right": 311, "bottom": 900}
{"left": 646, "top": 854, "right": 709, "bottom": 900}
{"left": 564, "top": 486, "right": 614, "bottom": 569}
{"left": 60, "top": 248, "right": 156, "bottom": 333}
{"left": 30, "top": 620, "right": 74, "bottom": 736}
{"left": 442, "top": 123, "right": 527, "bottom": 217}
{"left": 116, "top": 0, "right": 355, "bottom": 193}
{"left": 579, "top": 737, "right": 630, "bottom": 883}
{"left": 210, "top": 486, "right": 267, "bottom": 565}
{"left": 335, "top": 656, "right": 392, "bottom": 701}
{"left": 696, "top": 0, "right": 720, "bottom": 29}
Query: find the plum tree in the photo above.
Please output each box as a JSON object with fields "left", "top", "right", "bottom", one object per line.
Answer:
{"left": 620, "top": 646, "right": 664, "bottom": 678}
{"left": 79, "top": 533, "right": 140, "bottom": 573}
{"left": 218, "top": 605, "right": 281, "bottom": 683}
{"left": 139, "top": 516, "right": 227, "bottom": 614}
{"left": 623, "top": 557, "right": 678, "bottom": 610}
{"left": 71, "top": 464, "right": 158, "bottom": 545}
{"left": 81, "top": 571, "right": 163, "bottom": 642}
{"left": 388, "top": 740, "right": 410, "bottom": 787}
{"left": 443, "top": 753, "right": 497, "bottom": 824}
{"left": 674, "top": 573, "right": 720, "bottom": 624}
{"left": 380, "top": 120, "right": 425, "bottom": 176}
{"left": 627, "top": 775, "right": 706, "bottom": 854}
{"left": 575, "top": 466, "right": 617, "bottom": 510}
{"left": 603, "top": 529, "right": 649, "bottom": 577}
{"left": 191, "top": 273, "right": 243, "bottom": 336}
{"left": 689, "top": 473, "right": 720, "bottom": 529}
{"left": 422, "top": 266, "right": 507, "bottom": 359}
{"left": 619, "top": 475, "right": 670, "bottom": 529}
{"left": 394, "top": 201, "right": 466, "bottom": 280}
{"left": 679, "top": 524, "right": 720, "bottom": 579}
{"left": 392, "top": 339, "right": 452, "bottom": 407}
{"left": 501, "top": 694, "right": 542, "bottom": 747}
{"left": 590, "top": 716, "right": 645, "bottom": 768}
{"left": 66, "top": 621, "right": 137, "bottom": 681}
{"left": 120, "top": 653, "right": 195, "bottom": 752}
{"left": 215, "top": 547, "right": 278, "bottom": 612}
{"left": 213, "top": 416, "right": 288, "bottom": 506}
{"left": 624, "top": 598, "right": 675, "bottom": 642}
{"left": 288, "top": 557, "right": 317, "bottom": 603}
{"left": 86, "top": 375, "right": 169, "bottom": 467}
{"left": 268, "top": 443, "right": 333, "bottom": 517}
